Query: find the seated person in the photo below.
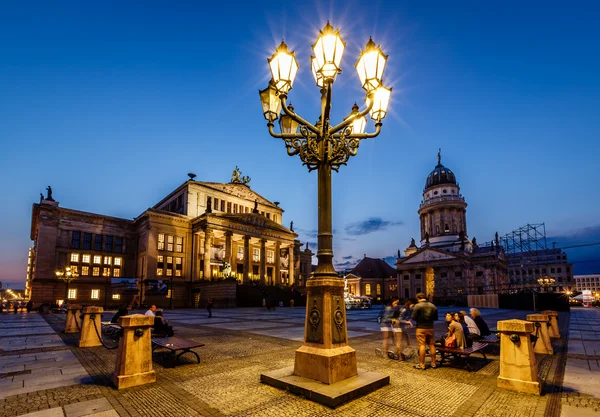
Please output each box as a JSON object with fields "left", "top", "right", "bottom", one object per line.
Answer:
{"left": 470, "top": 308, "right": 491, "bottom": 336}
{"left": 460, "top": 310, "right": 481, "bottom": 338}
{"left": 448, "top": 312, "right": 466, "bottom": 349}
{"left": 153, "top": 311, "right": 174, "bottom": 337}
{"left": 111, "top": 305, "right": 132, "bottom": 324}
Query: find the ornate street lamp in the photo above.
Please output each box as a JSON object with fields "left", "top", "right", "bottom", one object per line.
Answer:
{"left": 259, "top": 22, "right": 391, "bottom": 398}
{"left": 55, "top": 266, "right": 79, "bottom": 305}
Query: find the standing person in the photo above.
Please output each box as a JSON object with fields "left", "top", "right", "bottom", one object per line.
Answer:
{"left": 111, "top": 305, "right": 132, "bottom": 323}
{"left": 411, "top": 292, "right": 438, "bottom": 370}
{"left": 469, "top": 308, "right": 491, "bottom": 336}
{"left": 145, "top": 305, "right": 157, "bottom": 317}
{"left": 26, "top": 300, "right": 33, "bottom": 313}
{"left": 376, "top": 299, "right": 398, "bottom": 358}
{"left": 13, "top": 301, "right": 19, "bottom": 314}
{"left": 207, "top": 298, "right": 213, "bottom": 318}
{"left": 393, "top": 298, "right": 415, "bottom": 360}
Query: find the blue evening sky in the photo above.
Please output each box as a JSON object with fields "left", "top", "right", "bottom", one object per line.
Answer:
{"left": 1, "top": 0, "right": 599, "bottom": 287}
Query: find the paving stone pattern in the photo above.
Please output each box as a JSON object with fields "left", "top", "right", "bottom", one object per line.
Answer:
{"left": 0, "top": 306, "right": 575, "bottom": 417}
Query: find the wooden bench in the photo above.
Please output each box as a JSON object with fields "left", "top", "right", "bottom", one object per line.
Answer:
{"left": 152, "top": 337, "right": 205, "bottom": 366}
{"left": 479, "top": 334, "right": 500, "bottom": 344}
{"left": 436, "top": 341, "right": 488, "bottom": 372}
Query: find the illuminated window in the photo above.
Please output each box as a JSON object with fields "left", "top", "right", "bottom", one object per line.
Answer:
{"left": 70, "top": 253, "right": 79, "bottom": 262}
{"left": 167, "top": 256, "right": 173, "bottom": 275}
{"left": 365, "top": 284, "right": 371, "bottom": 295}
{"left": 82, "top": 254, "right": 91, "bottom": 263}
{"left": 176, "top": 236, "right": 183, "bottom": 253}
{"left": 166, "top": 268, "right": 173, "bottom": 276}
{"left": 157, "top": 267, "right": 163, "bottom": 276}
{"left": 70, "top": 265, "right": 78, "bottom": 273}
{"left": 167, "top": 289, "right": 172, "bottom": 299}
{"left": 114, "top": 257, "right": 122, "bottom": 266}
{"left": 113, "top": 268, "right": 121, "bottom": 277}
{"left": 92, "top": 267, "right": 100, "bottom": 276}
{"left": 237, "top": 246, "right": 244, "bottom": 260}
{"left": 81, "top": 266, "right": 89, "bottom": 276}
{"left": 93, "top": 255, "right": 101, "bottom": 264}
{"left": 104, "top": 256, "right": 112, "bottom": 265}
{"left": 67, "top": 289, "right": 77, "bottom": 299}
{"left": 158, "top": 233, "right": 165, "bottom": 250}
{"left": 103, "top": 267, "right": 110, "bottom": 277}
{"left": 175, "top": 257, "right": 182, "bottom": 276}
{"left": 376, "top": 284, "right": 381, "bottom": 295}
{"left": 112, "top": 294, "right": 120, "bottom": 300}
{"left": 253, "top": 248, "right": 260, "bottom": 262}
{"left": 91, "top": 289, "right": 100, "bottom": 300}
{"left": 167, "top": 235, "right": 174, "bottom": 252}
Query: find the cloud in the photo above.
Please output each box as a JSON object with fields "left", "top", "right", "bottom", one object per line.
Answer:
{"left": 342, "top": 238, "right": 357, "bottom": 241}
{"left": 294, "top": 227, "right": 318, "bottom": 238}
{"left": 342, "top": 255, "right": 354, "bottom": 260}
{"left": 345, "top": 217, "right": 403, "bottom": 236}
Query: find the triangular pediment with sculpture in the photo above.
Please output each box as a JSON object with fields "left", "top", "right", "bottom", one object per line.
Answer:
{"left": 398, "top": 247, "right": 461, "bottom": 264}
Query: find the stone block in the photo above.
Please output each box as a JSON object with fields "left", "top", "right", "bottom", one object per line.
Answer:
{"left": 542, "top": 310, "right": 560, "bottom": 338}
{"left": 78, "top": 307, "right": 103, "bottom": 348}
{"left": 112, "top": 314, "right": 155, "bottom": 389}
{"left": 497, "top": 319, "right": 534, "bottom": 333}
{"left": 294, "top": 345, "right": 357, "bottom": 385}
{"left": 527, "top": 315, "right": 553, "bottom": 355}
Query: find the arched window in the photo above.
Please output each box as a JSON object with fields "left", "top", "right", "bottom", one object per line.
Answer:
{"left": 376, "top": 284, "right": 381, "bottom": 295}
{"left": 365, "top": 284, "right": 371, "bottom": 295}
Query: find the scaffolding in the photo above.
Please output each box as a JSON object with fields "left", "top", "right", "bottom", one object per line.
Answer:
{"left": 499, "top": 223, "right": 547, "bottom": 254}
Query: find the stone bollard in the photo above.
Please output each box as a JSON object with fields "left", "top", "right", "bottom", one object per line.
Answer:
{"left": 541, "top": 310, "right": 560, "bottom": 339}
{"left": 78, "top": 306, "right": 103, "bottom": 347}
{"left": 65, "top": 306, "right": 82, "bottom": 333}
{"left": 526, "top": 314, "right": 553, "bottom": 355}
{"left": 112, "top": 314, "right": 156, "bottom": 389}
{"left": 496, "top": 319, "right": 541, "bottom": 395}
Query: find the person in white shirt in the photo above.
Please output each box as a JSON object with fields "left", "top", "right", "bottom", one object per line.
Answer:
{"left": 145, "top": 305, "right": 157, "bottom": 317}
{"left": 460, "top": 310, "right": 480, "bottom": 336}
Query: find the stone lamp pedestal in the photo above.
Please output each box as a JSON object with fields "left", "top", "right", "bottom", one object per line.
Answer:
{"left": 65, "top": 306, "right": 81, "bottom": 334}
{"left": 112, "top": 314, "right": 156, "bottom": 389}
{"left": 541, "top": 310, "right": 560, "bottom": 339}
{"left": 526, "top": 314, "right": 553, "bottom": 355}
{"left": 496, "top": 319, "right": 541, "bottom": 395}
{"left": 78, "top": 306, "right": 103, "bottom": 348}
{"left": 261, "top": 277, "right": 389, "bottom": 407}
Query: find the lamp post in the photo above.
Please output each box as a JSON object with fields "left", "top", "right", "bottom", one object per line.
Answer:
{"left": 537, "top": 276, "right": 556, "bottom": 293}
{"left": 259, "top": 22, "right": 391, "bottom": 390}
{"left": 55, "top": 266, "right": 79, "bottom": 306}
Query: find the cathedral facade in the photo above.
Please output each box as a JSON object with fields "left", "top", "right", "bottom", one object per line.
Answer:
{"left": 395, "top": 152, "right": 509, "bottom": 301}
{"left": 29, "top": 168, "right": 313, "bottom": 308}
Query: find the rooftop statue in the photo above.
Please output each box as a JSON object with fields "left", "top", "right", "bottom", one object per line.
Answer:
{"left": 231, "top": 166, "right": 251, "bottom": 185}
{"left": 46, "top": 186, "right": 54, "bottom": 201}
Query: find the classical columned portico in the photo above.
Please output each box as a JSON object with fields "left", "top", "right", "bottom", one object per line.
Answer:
{"left": 243, "top": 235, "right": 250, "bottom": 284}
{"left": 260, "top": 239, "right": 267, "bottom": 285}
{"left": 274, "top": 242, "right": 281, "bottom": 285}
{"left": 288, "top": 244, "right": 295, "bottom": 285}
{"left": 203, "top": 229, "right": 213, "bottom": 280}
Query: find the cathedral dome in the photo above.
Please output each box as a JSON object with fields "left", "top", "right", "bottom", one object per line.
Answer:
{"left": 425, "top": 150, "right": 456, "bottom": 190}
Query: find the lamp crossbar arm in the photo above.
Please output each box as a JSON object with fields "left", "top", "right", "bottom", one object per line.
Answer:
{"left": 267, "top": 123, "right": 306, "bottom": 139}
{"left": 279, "top": 95, "right": 320, "bottom": 135}
{"left": 332, "top": 122, "right": 382, "bottom": 139}
{"left": 328, "top": 92, "right": 376, "bottom": 135}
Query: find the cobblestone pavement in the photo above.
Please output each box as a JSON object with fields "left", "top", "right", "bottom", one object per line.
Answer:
{"left": 0, "top": 306, "right": 575, "bottom": 417}
{"left": 560, "top": 307, "right": 600, "bottom": 416}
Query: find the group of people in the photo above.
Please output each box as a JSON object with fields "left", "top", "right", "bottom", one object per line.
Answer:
{"left": 379, "top": 292, "right": 492, "bottom": 370}
{"left": 109, "top": 304, "right": 175, "bottom": 337}
{"left": 441, "top": 309, "right": 491, "bottom": 349}
{"left": 0, "top": 300, "right": 33, "bottom": 313}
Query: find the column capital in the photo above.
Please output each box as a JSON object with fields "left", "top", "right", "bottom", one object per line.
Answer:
{"left": 224, "top": 231, "right": 233, "bottom": 237}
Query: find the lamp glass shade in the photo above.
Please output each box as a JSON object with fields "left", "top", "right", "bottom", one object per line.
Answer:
{"left": 279, "top": 113, "right": 299, "bottom": 134}
{"left": 367, "top": 85, "right": 392, "bottom": 121}
{"left": 344, "top": 106, "right": 367, "bottom": 134}
{"left": 355, "top": 38, "right": 388, "bottom": 92}
{"left": 312, "top": 22, "right": 345, "bottom": 81}
{"left": 268, "top": 41, "right": 299, "bottom": 94}
{"left": 259, "top": 83, "right": 281, "bottom": 122}
{"left": 310, "top": 56, "right": 324, "bottom": 88}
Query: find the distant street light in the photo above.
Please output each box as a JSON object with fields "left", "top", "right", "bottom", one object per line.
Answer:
{"left": 537, "top": 276, "right": 555, "bottom": 293}
{"left": 55, "top": 266, "right": 79, "bottom": 304}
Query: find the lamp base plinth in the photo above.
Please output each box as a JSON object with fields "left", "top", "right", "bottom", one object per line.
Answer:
{"left": 261, "top": 366, "right": 389, "bottom": 408}
{"left": 294, "top": 345, "right": 357, "bottom": 384}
